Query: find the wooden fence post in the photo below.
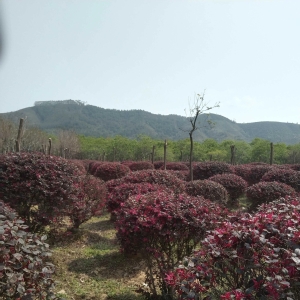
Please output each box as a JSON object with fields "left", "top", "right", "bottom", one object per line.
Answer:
{"left": 15, "top": 118, "right": 24, "bottom": 153}
{"left": 270, "top": 142, "right": 274, "bottom": 165}
{"left": 151, "top": 146, "right": 155, "bottom": 164}
{"left": 230, "top": 145, "right": 236, "bottom": 165}
{"left": 163, "top": 140, "right": 167, "bottom": 170}
{"left": 48, "top": 138, "right": 52, "bottom": 155}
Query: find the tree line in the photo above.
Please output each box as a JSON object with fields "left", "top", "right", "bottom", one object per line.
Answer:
{"left": 79, "top": 135, "right": 300, "bottom": 165}
{"left": 1, "top": 116, "right": 300, "bottom": 164}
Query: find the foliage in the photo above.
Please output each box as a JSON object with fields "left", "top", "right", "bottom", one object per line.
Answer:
{"left": 159, "top": 162, "right": 189, "bottom": 171}
{"left": 0, "top": 152, "right": 105, "bottom": 232}
{"left": 115, "top": 190, "right": 227, "bottom": 298}
{"left": 246, "top": 181, "right": 296, "bottom": 210}
{"left": 93, "top": 162, "right": 131, "bottom": 181}
{"left": 106, "top": 170, "right": 186, "bottom": 194}
{"left": 105, "top": 182, "right": 163, "bottom": 214}
{"left": 68, "top": 159, "right": 87, "bottom": 175}
{"left": 0, "top": 201, "right": 56, "bottom": 299}
{"left": 208, "top": 173, "right": 248, "bottom": 202}
{"left": 261, "top": 168, "right": 300, "bottom": 191}
{"left": 70, "top": 175, "right": 107, "bottom": 228}
{"left": 288, "top": 163, "right": 300, "bottom": 171}
{"left": 233, "top": 164, "right": 274, "bottom": 185}
{"left": 193, "top": 161, "right": 233, "bottom": 180}
{"left": 167, "top": 197, "right": 300, "bottom": 299}
{"left": 185, "top": 179, "right": 228, "bottom": 204}
{"left": 167, "top": 170, "right": 189, "bottom": 181}
{"left": 122, "top": 161, "right": 155, "bottom": 171}
{"left": 154, "top": 161, "right": 165, "bottom": 169}
{"left": 88, "top": 160, "right": 103, "bottom": 175}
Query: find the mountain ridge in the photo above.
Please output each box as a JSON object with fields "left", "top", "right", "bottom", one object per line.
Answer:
{"left": 1, "top": 100, "right": 300, "bottom": 144}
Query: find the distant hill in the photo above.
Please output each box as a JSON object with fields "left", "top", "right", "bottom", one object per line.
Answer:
{"left": 1, "top": 100, "right": 300, "bottom": 144}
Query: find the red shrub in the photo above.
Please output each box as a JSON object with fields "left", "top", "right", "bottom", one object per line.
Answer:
{"left": 233, "top": 164, "right": 274, "bottom": 185}
{"left": 0, "top": 153, "right": 105, "bottom": 232}
{"left": 168, "top": 170, "right": 189, "bottom": 181}
{"left": 68, "top": 159, "right": 86, "bottom": 175}
{"left": 106, "top": 169, "right": 186, "bottom": 194}
{"left": 209, "top": 173, "right": 248, "bottom": 201}
{"left": 261, "top": 168, "right": 300, "bottom": 191}
{"left": 123, "top": 161, "right": 155, "bottom": 171}
{"left": 0, "top": 201, "right": 55, "bottom": 299}
{"left": 105, "top": 182, "right": 164, "bottom": 214}
{"left": 246, "top": 181, "right": 296, "bottom": 210}
{"left": 193, "top": 161, "right": 233, "bottom": 180}
{"left": 82, "top": 159, "right": 97, "bottom": 172}
{"left": 115, "top": 190, "right": 227, "bottom": 297}
{"left": 167, "top": 197, "right": 300, "bottom": 299}
{"left": 88, "top": 161, "right": 103, "bottom": 175}
{"left": 94, "top": 162, "right": 131, "bottom": 181}
{"left": 70, "top": 175, "right": 107, "bottom": 228}
{"left": 153, "top": 161, "right": 164, "bottom": 169}
{"left": 159, "top": 162, "right": 189, "bottom": 171}
{"left": 185, "top": 179, "right": 228, "bottom": 204}
{"left": 287, "top": 164, "right": 300, "bottom": 171}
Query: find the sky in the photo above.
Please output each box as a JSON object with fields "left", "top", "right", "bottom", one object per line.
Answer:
{"left": 0, "top": 0, "right": 300, "bottom": 124}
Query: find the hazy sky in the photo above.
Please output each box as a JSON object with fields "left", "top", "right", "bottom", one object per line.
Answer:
{"left": 1, "top": 0, "right": 300, "bottom": 123}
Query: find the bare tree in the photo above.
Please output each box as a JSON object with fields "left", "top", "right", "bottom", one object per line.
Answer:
{"left": 57, "top": 129, "right": 80, "bottom": 159}
{"left": 0, "top": 117, "right": 16, "bottom": 153}
{"left": 183, "top": 92, "right": 220, "bottom": 181}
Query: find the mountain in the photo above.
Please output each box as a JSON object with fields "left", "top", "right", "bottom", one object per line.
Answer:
{"left": 1, "top": 100, "right": 300, "bottom": 144}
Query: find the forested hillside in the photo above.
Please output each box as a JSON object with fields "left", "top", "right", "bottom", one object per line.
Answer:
{"left": 1, "top": 100, "right": 300, "bottom": 144}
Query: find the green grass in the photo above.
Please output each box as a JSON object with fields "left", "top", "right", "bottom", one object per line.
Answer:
{"left": 51, "top": 213, "right": 145, "bottom": 300}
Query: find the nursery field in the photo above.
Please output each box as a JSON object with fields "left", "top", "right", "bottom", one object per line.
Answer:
{"left": 1, "top": 153, "right": 300, "bottom": 299}
{"left": 51, "top": 198, "right": 250, "bottom": 300}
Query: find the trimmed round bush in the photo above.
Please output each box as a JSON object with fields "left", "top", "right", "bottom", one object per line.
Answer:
{"left": 94, "top": 162, "right": 131, "bottom": 181}
{"left": 193, "top": 161, "right": 233, "bottom": 180}
{"left": 0, "top": 153, "right": 105, "bottom": 232}
{"left": 185, "top": 179, "right": 228, "bottom": 204}
{"left": 115, "top": 189, "right": 228, "bottom": 296}
{"left": 246, "top": 181, "right": 296, "bottom": 210}
{"left": 70, "top": 175, "right": 107, "bottom": 228}
{"left": 122, "top": 161, "right": 155, "bottom": 171}
{"left": 261, "top": 168, "right": 300, "bottom": 191}
{"left": 106, "top": 182, "right": 164, "bottom": 214}
{"left": 0, "top": 201, "right": 55, "bottom": 299}
{"left": 209, "top": 173, "right": 248, "bottom": 201}
{"left": 233, "top": 164, "right": 273, "bottom": 185}
{"left": 106, "top": 169, "right": 186, "bottom": 194}
{"left": 167, "top": 197, "right": 300, "bottom": 299}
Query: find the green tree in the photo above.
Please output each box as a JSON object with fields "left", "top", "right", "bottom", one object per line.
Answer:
{"left": 250, "top": 138, "right": 271, "bottom": 163}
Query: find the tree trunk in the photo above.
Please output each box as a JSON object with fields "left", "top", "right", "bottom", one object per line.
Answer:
{"left": 189, "top": 133, "right": 193, "bottom": 181}
{"left": 163, "top": 140, "right": 167, "bottom": 170}
{"left": 270, "top": 142, "right": 274, "bottom": 165}
{"left": 15, "top": 118, "right": 24, "bottom": 153}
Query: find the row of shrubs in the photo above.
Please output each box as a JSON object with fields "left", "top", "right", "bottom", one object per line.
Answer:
{"left": 1, "top": 154, "right": 299, "bottom": 235}
{"left": 1, "top": 153, "right": 300, "bottom": 299}
{"left": 88, "top": 160, "right": 300, "bottom": 189}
